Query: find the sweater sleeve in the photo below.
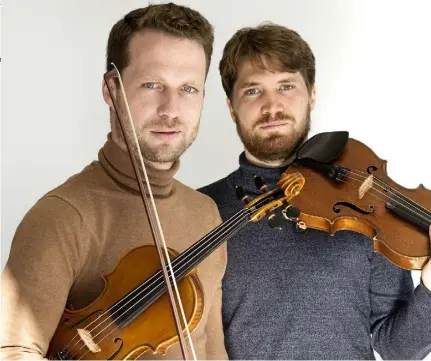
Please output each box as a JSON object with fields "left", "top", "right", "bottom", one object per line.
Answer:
{"left": 0, "top": 196, "right": 84, "bottom": 360}
{"left": 370, "top": 252, "right": 431, "bottom": 360}
{"left": 204, "top": 205, "right": 229, "bottom": 360}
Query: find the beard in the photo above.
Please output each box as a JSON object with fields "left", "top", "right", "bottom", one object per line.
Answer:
{"left": 233, "top": 105, "right": 311, "bottom": 163}
{"left": 139, "top": 119, "right": 199, "bottom": 163}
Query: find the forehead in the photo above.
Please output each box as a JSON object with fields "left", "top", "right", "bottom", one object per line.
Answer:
{"left": 124, "top": 29, "right": 206, "bottom": 82}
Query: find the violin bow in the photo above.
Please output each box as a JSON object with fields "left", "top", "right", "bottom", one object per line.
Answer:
{"left": 103, "top": 63, "right": 195, "bottom": 360}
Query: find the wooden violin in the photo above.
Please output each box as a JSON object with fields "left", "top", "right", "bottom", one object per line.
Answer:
{"left": 278, "top": 131, "right": 431, "bottom": 270}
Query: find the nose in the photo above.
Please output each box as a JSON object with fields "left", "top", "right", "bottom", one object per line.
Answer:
{"left": 261, "top": 91, "right": 284, "bottom": 117}
{"left": 157, "top": 89, "right": 181, "bottom": 120}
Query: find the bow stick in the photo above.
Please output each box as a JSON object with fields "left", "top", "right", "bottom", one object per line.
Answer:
{"left": 103, "top": 63, "right": 195, "bottom": 360}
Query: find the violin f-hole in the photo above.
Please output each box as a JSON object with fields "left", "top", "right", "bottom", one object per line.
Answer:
{"left": 107, "top": 338, "right": 124, "bottom": 360}
{"left": 332, "top": 201, "right": 376, "bottom": 215}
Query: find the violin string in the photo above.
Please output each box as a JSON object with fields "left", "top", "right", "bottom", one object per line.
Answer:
{"left": 68, "top": 206, "right": 252, "bottom": 359}
{"left": 343, "top": 169, "right": 431, "bottom": 222}
{"left": 347, "top": 169, "right": 430, "bottom": 217}
{"left": 118, "top": 216, "right": 252, "bottom": 349}
{"left": 67, "top": 203, "right": 258, "bottom": 359}
{"left": 339, "top": 174, "right": 431, "bottom": 232}
{"left": 70, "top": 190, "right": 272, "bottom": 351}
{"left": 74, "top": 210, "right": 254, "bottom": 360}
{"left": 339, "top": 172, "right": 430, "bottom": 224}
{"left": 78, "top": 212, "right": 253, "bottom": 359}
{"left": 336, "top": 172, "right": 431, "bottom": 226}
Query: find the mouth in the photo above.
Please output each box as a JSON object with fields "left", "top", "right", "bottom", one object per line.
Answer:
{"left": 151, "top": 130, "right": 181, "bottom": 141}
{"left": 258, "top": 121, "right": 290, "bottom": 130}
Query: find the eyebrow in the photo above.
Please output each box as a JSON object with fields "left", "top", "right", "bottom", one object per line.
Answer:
{"left": 238, "top": 81, "right": 260, "bottom": 89}
{"left": 135, "top": 75, "right": 203, "bottom": 87}
{"left": 277, "top": 78, "right": 297, "bottom": 84}
{"left": 238, "top": 77, "right": 297, "bottom": 89}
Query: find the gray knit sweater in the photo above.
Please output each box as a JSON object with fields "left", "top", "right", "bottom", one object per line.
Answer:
{"left": 198, "top": 152, "right": 431, "bottom": 360}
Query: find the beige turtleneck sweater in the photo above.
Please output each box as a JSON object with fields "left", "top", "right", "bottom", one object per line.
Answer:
{"left": 1, "top": 135, "right": 228, "bottom": 360}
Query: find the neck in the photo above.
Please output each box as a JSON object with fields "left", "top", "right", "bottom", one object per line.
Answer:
{"left": 244, "top": 149, "right": 295, "bottom": 168}
{"left": 99, "top": 133, "right": 179, "bottom": 197}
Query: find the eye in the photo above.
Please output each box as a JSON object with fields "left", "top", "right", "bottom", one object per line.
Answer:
{"left": 280, "top": 84, "right": 295, "bottom": 91}
{"left": 181, "top": 85, "right": 198, "bottom": 93}
{"left": 142, "top": 82, "right": 160, "bottom": 89}
{"left": 245, "top": 88, "right": 260, "bottom": 96}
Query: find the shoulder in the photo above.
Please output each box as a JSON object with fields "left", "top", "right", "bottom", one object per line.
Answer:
{"left": 38, "top": 160, "right": 116, "bottom": 223}
{"left": 19, "top": 162, "right": 101, "bottom": 229}
{"left": 197, "top": 171, "right": 242, "bottom": 221}
{"left": 173, "top": 179, "right": 222, "bottom": 223}
{"left": 198, "top": 172, "right": 236, "bottom": 204}
{"left": 174, "top": 179, "right": 219, "bottom": 207}
{"left": 11, "top": 161, "right": 103, "bottom": 250}
{"left": 44, "top": 161, "right": 103, "bottom": 201}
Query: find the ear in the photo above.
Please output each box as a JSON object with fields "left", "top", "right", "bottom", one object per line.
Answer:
{"left": 309, "top": 84, "right": 317, "bottom": 111}
{"left": 226, "top": 98, "right": 236, "bottom": 122}
{"left": 102, "top": 78, "right": 114, "bottom": 108}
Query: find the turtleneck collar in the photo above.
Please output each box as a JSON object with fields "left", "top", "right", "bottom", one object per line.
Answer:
{"left": 98, "top": 134, "right": 179, "bottom": 197}
{"left": 235, "top": 152, "right": 288, "bottom": 195}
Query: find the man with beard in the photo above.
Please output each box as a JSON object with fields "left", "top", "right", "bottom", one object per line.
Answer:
{"left": 1, "top": 4, "right": 228, "bottom": 360}
{"left": 199, "top": 23, "right": 431, "bottom": 360}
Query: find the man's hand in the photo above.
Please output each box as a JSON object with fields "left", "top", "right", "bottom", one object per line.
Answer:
{"left": 421, "top": 226, "right": 431, "bottom": 290}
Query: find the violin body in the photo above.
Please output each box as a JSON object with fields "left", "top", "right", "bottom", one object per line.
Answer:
{"left": 47, "top": 245, "right": 203, "bottom": 360}
{"left": 285, "top": 137, "right": 431, "bottom": 270}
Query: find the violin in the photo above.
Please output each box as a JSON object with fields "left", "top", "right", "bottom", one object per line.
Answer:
{"left": 46, "top": 172, "right": 302, "bottom": 360}
{"left": 45, "top": 64, "right": 306, "bottom": 360}
{"left": 277, "top": 131, "right": 431, "bottom": 270}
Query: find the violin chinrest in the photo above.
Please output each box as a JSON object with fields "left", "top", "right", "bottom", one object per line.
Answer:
{"left": 295, "top": 131, "right": 349, "bottom": 164}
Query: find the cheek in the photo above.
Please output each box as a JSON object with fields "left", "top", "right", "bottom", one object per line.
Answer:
{"left": 180, "top": 96, "right": 203, "bottom": 123}
{"left": 132, "top": 90, "right": 159, "bottom": 108}
{"left": 291, "top": 97, "right": 309, "bottom": 121}
{"left": 129, "top": 93, "right": 158, "bottom": 122}
{"left": 235, "top": 102, "right": 260, "bottom": 125}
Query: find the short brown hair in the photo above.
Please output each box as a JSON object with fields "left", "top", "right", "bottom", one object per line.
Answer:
{"left": 219, "top": 23, "right": 315, "bottom": 100}
{"left": 106, "top": 3, "right": 214, "bottom": 76}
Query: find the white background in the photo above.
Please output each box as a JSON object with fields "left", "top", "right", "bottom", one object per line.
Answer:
{"left": 1, "top": 1, "right": 431, "bottom": 358}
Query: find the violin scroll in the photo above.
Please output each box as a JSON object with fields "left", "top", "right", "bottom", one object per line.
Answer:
{"left": 240, "top": 172, "right": 306, "bottom": 223}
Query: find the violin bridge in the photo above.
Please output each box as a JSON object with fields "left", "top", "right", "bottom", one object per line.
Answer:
{"left": 77, "top": 328, "right": 101, "bottom": 353}
{"left": 358, "top": 174, "right": 373, "bottom": 199}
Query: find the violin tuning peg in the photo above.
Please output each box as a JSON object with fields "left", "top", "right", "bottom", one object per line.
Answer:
{"left": 268, "top": 213, "right": 284, "bottom": 230}
{"left": 282, "top": 205, "right": 300, "bottom": 220}
{"left": 235, "top": 186, "right": 250, "bottom": 203}
{"left": 254, "top": 176, "right": 268, "bottom": 192}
